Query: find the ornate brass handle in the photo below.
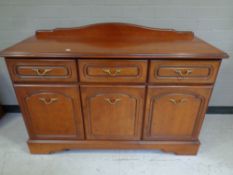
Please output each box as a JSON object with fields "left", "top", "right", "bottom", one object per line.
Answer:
{"left": 105, "top": 98, "right": 121, "bottom": 105}
{"left": 175, "top": 69, "right": 192, "bottom": 76}
{"left": 169, "top": 98, "right": 187, "bottom": 105}
{"left": 39, "top": 97, "right": 58, "bottom": 105}
{"left": 102, "top": 69, "right": 121, "bottom": 76}
{"left": 32, "top": 68, "right": 52, "bottom": 76}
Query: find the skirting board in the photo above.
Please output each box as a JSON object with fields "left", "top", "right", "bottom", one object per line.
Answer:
{"left": 2, "top": 105, "right": 233, "bottom": 114}
{"left": 0, "top": 105, "right": 4, "bottom": 118}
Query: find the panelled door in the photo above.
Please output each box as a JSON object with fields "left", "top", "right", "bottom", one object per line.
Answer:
{"left": 15, "top": 85, "right": 84, "bottom": 140}
{"left": 81, "top": 85, "right": 145, "bottom": 140}
{"left": 143, "top": 86, "right": 212, "bottom": 140}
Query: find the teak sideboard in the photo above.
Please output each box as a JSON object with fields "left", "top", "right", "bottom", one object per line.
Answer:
{"left": 0, "top": 23, "right": 228, "bottom": 155}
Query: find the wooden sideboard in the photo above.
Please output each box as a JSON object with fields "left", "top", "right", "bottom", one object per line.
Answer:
{"left": 0, "top": 23, "right": 228, "bottom": 155}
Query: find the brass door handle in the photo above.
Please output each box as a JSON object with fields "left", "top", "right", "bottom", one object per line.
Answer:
{"left": 175, "top": 69, "right": 192, "bottom": 76}
{"left": 32, "top": 68, "right": 52, "bottom": 76}
{"left": 105, "top": 98, "right": 121, "bottom": 105}
{"left": 102, "top": 69, "right": 121, "bottom": 76}
{"left": 169, "top": 98, "right": 187, "bottom": 105}
{"left": 39, "top": 97, "right": 58, "bottom": 105}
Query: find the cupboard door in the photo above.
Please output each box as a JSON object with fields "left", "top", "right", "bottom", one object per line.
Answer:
{"left": 143, "top": 86, "right": 212, "bottom": 140}
{"left": 81, "top": 85, "right": 145, "bottom": 140}
{"left": 15, "top": 85, "right": 84, "bottom": 140}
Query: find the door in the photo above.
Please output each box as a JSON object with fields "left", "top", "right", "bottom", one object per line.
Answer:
{"left": 143, "top": 86, "right": 212, "bottom": 140}
{"left": 81, "top": 85, "right": 145, "bottom": 140}
{"left": 15, "top": 85, "right": 84, "bottom": 140}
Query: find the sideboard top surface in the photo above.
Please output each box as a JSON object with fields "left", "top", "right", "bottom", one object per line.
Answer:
{"left": 0, "top": 23, "right": 228, "bottom": 59}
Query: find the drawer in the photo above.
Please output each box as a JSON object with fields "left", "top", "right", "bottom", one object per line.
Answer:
{"left": 6, "top": 59, "right": 78, "bottom": 83}
{"left": 79, "top": 60, "right": 148, "bottom": 83}
{"left": 149, "top": 60, "right": 220, "bottom": 84}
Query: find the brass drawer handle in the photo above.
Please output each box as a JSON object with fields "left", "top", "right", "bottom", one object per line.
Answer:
{"left": 169, "top": 98, "right": 187, "bottom": 105}
{"left": 105, "top": 98, "right": 121, "bottom": 105}
{"left": 102, "top": 69, "right": 121, "bottom": 76}
{"left": 39, "top": 97, "right": 58, "bottom": 105}
{"left": 32, "top": 68, "right": 53, "bottom": 76}
{"left": 175, "top": 69, "right": 192, "bottom": 76}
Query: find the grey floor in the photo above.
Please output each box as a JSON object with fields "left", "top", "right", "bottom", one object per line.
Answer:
{"left": 0, "top": 113, "right": 233, "bottom": 175}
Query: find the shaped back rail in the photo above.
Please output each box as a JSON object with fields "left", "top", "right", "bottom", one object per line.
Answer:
{"left": 36, "top": 22, "right": 194, "bottom": 41}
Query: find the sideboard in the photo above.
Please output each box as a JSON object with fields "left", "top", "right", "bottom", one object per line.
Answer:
{"left": 0, "top": 23, "right": 228, "bottom": 155}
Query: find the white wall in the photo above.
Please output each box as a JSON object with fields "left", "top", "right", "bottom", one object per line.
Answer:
{"left": 0, "top": 0, "right": 232, "bottom": 105}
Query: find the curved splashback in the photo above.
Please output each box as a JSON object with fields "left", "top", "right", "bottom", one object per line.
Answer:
{"left": 36, "top": 22, "right": 194, "bottom": 41}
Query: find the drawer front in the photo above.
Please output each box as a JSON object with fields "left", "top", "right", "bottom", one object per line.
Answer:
{"left": 79, "top": 60, "right": 148, "bottom": 83}
{"left": 149, "top": 60, "right": 220, "bottom": 84}
{"left": 6, "top": 59, "right": 78, "bottom": 83}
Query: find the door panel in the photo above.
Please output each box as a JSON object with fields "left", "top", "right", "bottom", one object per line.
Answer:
{"left": 81, "top": 85, "right": 145, "bottom": 140}
{"left": 143, "top": 86, "right": 212, "bottom": 140}
{"left": 15, "top": 85, "right": 84, "bottom": 140}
